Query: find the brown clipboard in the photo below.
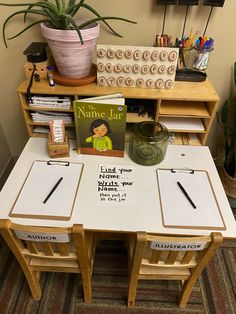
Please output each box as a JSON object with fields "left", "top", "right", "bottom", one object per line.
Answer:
{"left": 10, "top": 160, "right": 84, "bottom": 221}
{"left": 156, "top": 168, "right": 226, "bottom": 230}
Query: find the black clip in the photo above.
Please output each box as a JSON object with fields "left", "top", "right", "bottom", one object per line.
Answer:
{"left": 171, "top": 168, "right": 194, "bottom": 174}
{"left": 47, "top": 160, "right": 70, "bottom": 166}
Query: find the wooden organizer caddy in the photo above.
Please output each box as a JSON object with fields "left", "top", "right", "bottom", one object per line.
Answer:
{"left": 47, "top": 134, "right": 69, "bottom": 158}
{"left": 17, "top": 78, "right": 220, "bottom": 146}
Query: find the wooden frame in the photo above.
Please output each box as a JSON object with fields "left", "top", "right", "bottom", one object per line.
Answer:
{"left": 17, "top": 78, "right": 219, "bottom": 145}
{"left": 127, "top": 232, "right": 223, "bottom": 308}
{"left": 0, "top": 219, "right": 96, "bottom": 303}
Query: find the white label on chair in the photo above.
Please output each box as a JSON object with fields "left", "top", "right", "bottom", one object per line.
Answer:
{"left": 15, "top": 230, "right": 70, "bottom": 243}
{"left": 150, "top": 241, "right": 207, "bottom": 251}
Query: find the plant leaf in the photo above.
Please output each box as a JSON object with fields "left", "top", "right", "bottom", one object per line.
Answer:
{"left": 0, "top": 2, "right": 35, "bottom": 7}
{"left": 7, "top": 19, "right": 50, "bottom": 41}
{"left": 24, "top": 2, "right": 59, "bottom": 16}
{"left": 62, "top": 14, "right": 84, "bottom": 43}
{"left": 77, "top": 16, "right": 137, "bottom": 37}
{"left": 42, "top": 9, "right": 62, "bottom": 28}
{"left": 234, "top": 61, "right": 236, "bottom": 88}
{"left": 225, "top": 138, "right": 236, "bottom": 177}
{"left": 54, "top": 0, "right": 62, "bottom": 13}
{"left": 69, "top": 0, "right": 76, "bottom": 6}
{"left": 2, "top": 9, "right": 50, "bottom": 47}
{"left": 66, "top": 1, "right": 86, "bottom": 16}
{"left": 81, "top": 3, "right": 123, "bottom": 37}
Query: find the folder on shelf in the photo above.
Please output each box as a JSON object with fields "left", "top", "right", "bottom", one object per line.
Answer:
{"left": 156, "top": 168, "right": 226, "bottom": 230}
{"left": 10, "top": 160, "right": 83, "bottom": 220}
{"left": 159, "top": 117, "right": 205, "bottom": 131}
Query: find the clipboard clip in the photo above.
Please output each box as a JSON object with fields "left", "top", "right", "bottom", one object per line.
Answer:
{"left": 47, "top": 160, "right": 70, "bottom": 166}
{"left": 171, "top": 168, "right": 194, "bottom": 174}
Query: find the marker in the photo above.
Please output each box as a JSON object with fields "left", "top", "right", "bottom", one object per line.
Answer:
{"left": 47, "top": 65, "right": 55, "bottom": 87}
{"left": 43, "top": 177, "right": 63, "bottom": 204}
{"left": 177, "top": 181, "right": 196, "bottom": 209}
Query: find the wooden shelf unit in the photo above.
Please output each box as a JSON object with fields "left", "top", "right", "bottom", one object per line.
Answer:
{"left": 17, "top": 79, "right": 219, "bottom": 145}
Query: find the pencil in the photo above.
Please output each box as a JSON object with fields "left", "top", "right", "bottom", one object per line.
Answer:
{"left": 177, "top": 181, "right": 196, "bottom": 209}
{"left": 43, "top": 177, "right": 63, "bottom": 204}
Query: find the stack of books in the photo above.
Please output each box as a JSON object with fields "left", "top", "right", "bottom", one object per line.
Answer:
{"left": 29, "top": 95, "right": 71, "bottom": 110}
{"left": 31, "top": 111, "right": 73, "bottom": 124}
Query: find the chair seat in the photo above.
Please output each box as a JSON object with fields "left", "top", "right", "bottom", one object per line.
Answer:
{"left": 139, "top": 264, "right": 190, "bottom": 280}
{"left": 29, "top": 257, "right": 81, "bottom": 273}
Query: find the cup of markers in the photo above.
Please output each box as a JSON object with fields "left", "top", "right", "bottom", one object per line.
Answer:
{"left": 193, "top": 37, "right": 214, "bottom": 71}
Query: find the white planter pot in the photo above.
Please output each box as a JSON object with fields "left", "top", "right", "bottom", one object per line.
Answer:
{"left": 40, "top": 20, "right": 100, "bottom": 78}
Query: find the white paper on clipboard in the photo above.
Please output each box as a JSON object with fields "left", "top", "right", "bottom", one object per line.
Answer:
{"left": 156, "top": 168, "right": 225, "bottom": 230}
{"left": 10, "top": 160, "right": 83, "bottom": 220}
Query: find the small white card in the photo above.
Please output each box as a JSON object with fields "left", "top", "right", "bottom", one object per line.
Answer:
{"left": 96, "top": 164, "right": 135, "bottom": 206}
{"left": 150, "top": 240, "right": 207, "bottom": 251}
{"left": 15, "top": 230, "right": 70, "bottom": 243}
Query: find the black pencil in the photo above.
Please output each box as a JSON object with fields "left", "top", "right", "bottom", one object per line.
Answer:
{"left": 43, "top": 177, "right": 63, "bottom": 204}
{"left": 177, "top": 181, "right": 196, "bottom": 209}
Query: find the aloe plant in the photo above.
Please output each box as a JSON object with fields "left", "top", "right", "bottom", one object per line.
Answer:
{"left": 0, "top": 0, "right": 136, "bottom": 47}
{"left": 218, "top": 62, "right": 236, "bottom": 178}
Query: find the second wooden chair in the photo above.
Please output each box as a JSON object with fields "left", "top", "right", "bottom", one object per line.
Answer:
{"left": 127, "top": 232, "right": 223, "bottom": 308}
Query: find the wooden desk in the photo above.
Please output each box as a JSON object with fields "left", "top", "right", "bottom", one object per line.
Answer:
{"left": 0, "top": 138, "right": 236, "bottom": 239}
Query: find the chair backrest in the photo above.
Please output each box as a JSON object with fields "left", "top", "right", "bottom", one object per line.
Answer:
{"left": 0, "top": 219, "right": 95, "bottom": 302}
{"left": 128, "top": 231, "right": 223, "bottom": 308}
{"left": 135, "top": 232, "right": 222, "bottom": 275}
{"left": 0, "top": 220, "right": 94, "bottom": 272}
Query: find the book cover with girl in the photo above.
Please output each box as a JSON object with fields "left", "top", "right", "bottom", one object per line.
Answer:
{"left": 73, "top": 94, "right": 127, "bottom": 157}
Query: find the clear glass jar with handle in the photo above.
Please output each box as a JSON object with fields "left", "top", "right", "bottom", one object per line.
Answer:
{"left": 129, "top": 121, "right": 169, "bottom": 166}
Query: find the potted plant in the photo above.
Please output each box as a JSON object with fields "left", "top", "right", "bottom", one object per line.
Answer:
{"left": 0, "top": 0, "right": 136, "bottom": 78}
{"left": 217, "top": 62, "right": 236, "bottom": 207}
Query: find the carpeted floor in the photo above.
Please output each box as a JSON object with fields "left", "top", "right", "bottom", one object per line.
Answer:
{"left": 0, "top": 236, "right": 236, "bottom": 314}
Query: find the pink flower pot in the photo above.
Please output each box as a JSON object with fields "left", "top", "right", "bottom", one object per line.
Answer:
{"left": 40, "top": 20, "right": 100, "bottom": 78}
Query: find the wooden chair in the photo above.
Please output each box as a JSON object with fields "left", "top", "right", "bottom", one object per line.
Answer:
{"left": 0, "top": 219, "right": 96, "bottom": 303}
{"left": 127, "top": 232, "right": 223, "bottom": 308}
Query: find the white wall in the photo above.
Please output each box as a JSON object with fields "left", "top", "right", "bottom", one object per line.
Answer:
{"left": 0, "top": 0, "right": 235, "bottom": 158}
{"left": 0, "top": 122, "right": 11, "bottom": 175}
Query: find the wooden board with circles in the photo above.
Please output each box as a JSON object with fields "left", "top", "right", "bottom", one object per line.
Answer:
{"left": 96, "top": 45, "right": 179, "bottom": 89}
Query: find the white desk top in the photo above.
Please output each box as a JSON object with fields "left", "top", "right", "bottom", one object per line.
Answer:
{"left": 1, "top": 138, "right": 236, "bottom": 239}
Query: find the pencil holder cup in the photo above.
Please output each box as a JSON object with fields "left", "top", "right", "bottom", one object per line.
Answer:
{"left": 192, "top": 46, "right": 214, "bottom": 71}
{"left": 129, "top": 121, "right": 169, "bottom": 166}
{"left": 183, "top": 47, "right": 194, "bottom": 69}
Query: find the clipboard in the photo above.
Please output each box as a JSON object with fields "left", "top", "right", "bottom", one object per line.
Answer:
{"left": 156, "top": 168, "right": 226, "bottom": 230}
{"left": 10, "top": 160, "right": 84, "bottom": 220}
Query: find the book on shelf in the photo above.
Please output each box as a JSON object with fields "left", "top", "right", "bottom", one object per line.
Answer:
{"left": 29, "top": 95, "right": 71, "bottom": 109}
{"left": 31, "top": 111, "right": 73, "bottom": 124}
{"left": 159, "top": 117, "right": 205, "bottom": 131}
{"left": 73, "top": 93, "right": 127, "bottom": 157}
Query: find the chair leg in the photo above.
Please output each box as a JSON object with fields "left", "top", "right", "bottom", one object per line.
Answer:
{"left": 127, "top": 274, "right": 139, "bottom": 307}
{"left": 127, "top": 232, "right": 147, "bottom": 307}
{"left": 22, "top": 268, "right": 42, "bottom": 300}
{"left": 0, "top": 223, "right": 42, "bottom": 300}
{"left": 80, "top": 269, "right": 92, "bottom": 303}
{"left": 178, "top": 277, "right": 197, "bottom": 308}
{"left": 17, "top": 263, "right": 42, "bottom": 300}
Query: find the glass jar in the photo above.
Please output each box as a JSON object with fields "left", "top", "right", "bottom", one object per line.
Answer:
{"left": 183, "top": 46, "right": 194, "bottom": 69}
{"left": 192, "top": 46, "right": 214, "bottom": 71}
{"left": 129, "top": 121, "right": 169, "bottom": 166}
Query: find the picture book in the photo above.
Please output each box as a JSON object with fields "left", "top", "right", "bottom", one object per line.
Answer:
{"left": 73, "top": 94, "right": 127, "bottom": 157}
